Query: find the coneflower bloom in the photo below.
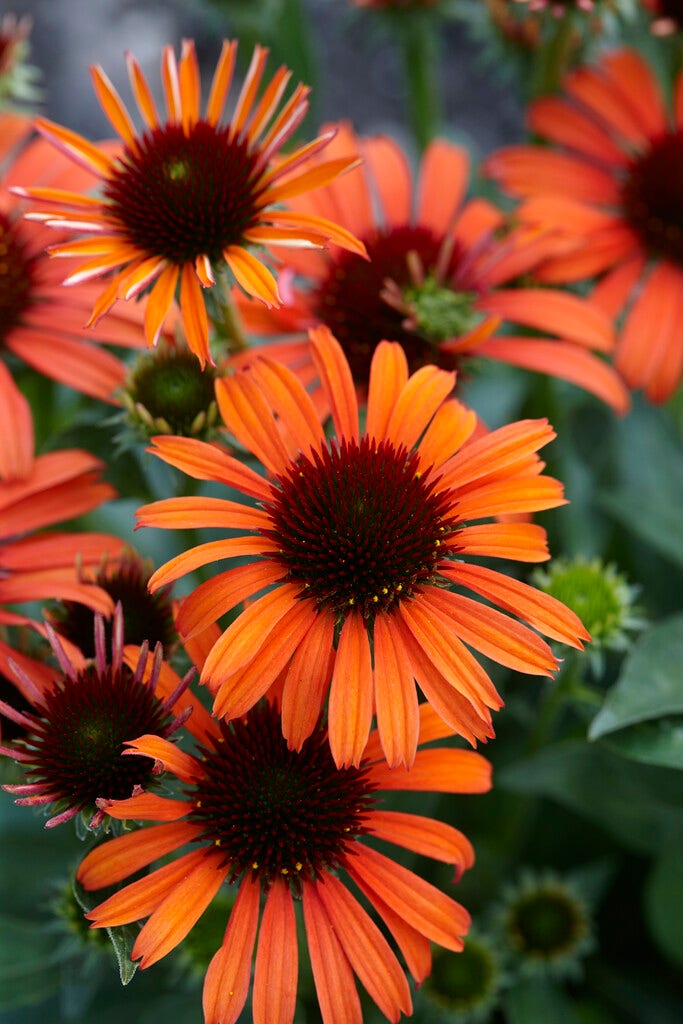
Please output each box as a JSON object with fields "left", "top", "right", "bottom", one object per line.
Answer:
{"left": 484, "top": 48, "right": 683, "bottom": 402}
{"left": 77, "top": 700, "right": 491, "bottom": 1024}
{"left": 0, "top": 363, "right": 124, "bottom": 689}
{"left": 231, "top": 125, "right": 629, "bottom": 414}
{"left": 17, "top": 39, "right": 366, "bottom": 368}
{"left": 137, "top": 327, "right": 589, "bottom": 769}
{"left": 0, "top": 114, "right": 159, "bottom": 402}
{"left": 0, "top": 605, "right": 195, "bottom": 829}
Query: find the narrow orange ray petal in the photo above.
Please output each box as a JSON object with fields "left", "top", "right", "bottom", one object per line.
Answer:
{"left": 309, "top": 325, "right": 359, "bottom": 440}
{"left": 245, "top": 65, "right": 291, "bottom": 145}
{"left": 211, "top": 599, "right": 315, "bottom": 719}
{"left": 87, "top": 849, "right": 208, "bottom": 927}
{"left": 201, "top": 584, "right": 302, "bottom": 688}
{"left": 366, "top": 342, "right": 409, "bottom": 441}
{"left": 35, "top": 116, "right": 113, "bottom": 177}
{"left": 180, "top": 262, "right": 212, "bottom": 367}
{"left": 224, "top": 245, "right": 280, "bottom": 306}
{"left": 386, "top": 365, "right": 455, "bottom": 451}
{"left": 144, "top": 264, "right": 179, "bottom": 347}
{"left": 419, "top": 586, "right": 558, "bottom": 676}
{"left": 126, "top": 50, "right": 159, "bottom": 128}
{"left": 179, "top": 38, "right": 201, "bottom": 133}
{"left": 373, "top": 614, "right": 419, "bottom": 769}
{"left": 417, "top": 139, "right": 469, "bottom": 232}
{"left": 161, "top": 44, "right": 181, "bottom": 123}
{"left": 528, "top": 95, "right": 629, "bottom": 165}
{"left": 483, "top": 146, "right": 618, "bottom": 204}
{"left": 137, "top": 496, "right": 271, "bottom": 535}
{"left": 232, "top": 45, "right": 269, "bottom": 138}
{"left": 368, "top": 746, "right": 493, "bottom": 794}
{"left": 150, "top": 537, "right": 278, "bottom": 589}
{"left": 89, "top": 65, "right": 137, "bottom": 145}
{"left": 266, "top": 155, "right": 362, "bottom": 203}
{"left": 174, "top": 562, "right": 285, "bottom": 640}
{"left": 417, "top": 397, "right": 476, "bottom": 472}
{"left": 440, "top": 418, "right": 555, "bottom": 491}
{"left": 265, "top": 209, "right": 367, "bottom": 257}
{"left": 347, "top": 845, "right": 470, "bottom": 950}
{"left": 449, "top": 522, "right": 550, "bottom": 562}
{"left": 206, "top": 39, "right": 237, "bottom": 126}
{"left": 0, "top": 364, "right": 33, "bottom": 478}
{"left": 124, "top": 734, "right": 204, "bottom": 782}
{"left": 328, "top": 613, "right": 374, "bottom": 768}
{"left": 78, "top": 821, "right": 204, "bottom": 889}
{"left": 442, "top": 563, "right": 589, "bottom": 647}
{"left": 453, "top": 476, "right": 567, "bottom": 519}
{"left": 281, "top": 610, "right": 336, "bottom": 751}
{"left": 350, "top": 874, "right": 432, "bottom": 985}
{"left": 253, "top": 880, "right": 298, "bottom": 1024}
{"left": 215, "top": 372, "right": 291, "bottom": 476}
{"left": 477, "top": 288, "right": 614, "bottom": 352}
{"left": 303, "top": 885, "right": 362, "bottom": 1024}
{"left": 147, "top": 435, "right": 271, "bottom": 499}
{"left": 249, "top": 357, "right": 323, "bottom": 458}
{"left": 132, "top": 850, "right": 227, "bottom": 968}
{"left": 103, "top": 792, "right": 188, "bottom": 822}
{"left": 203, "top": 876, "right": 260, "bottom": 1024}
{"left": 362, "top": 134, "right": 412, "bottom": 227}
{"left": 315, "top": 873, "right": 412, "bottom": 1021}
{"left": 367, "top": 810, "right": 475, "bottom": 873}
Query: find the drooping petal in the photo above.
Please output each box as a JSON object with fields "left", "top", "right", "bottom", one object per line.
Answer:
{"left": 253, "top": 879, "right": 298, "bottom": 1024}
{"left": 203, "top": 876, "right": 260, "bottom": 1024}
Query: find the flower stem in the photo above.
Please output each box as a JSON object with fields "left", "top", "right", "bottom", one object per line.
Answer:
{"left": 395, "top": 12, "right": 442, "bottom": 152}
{"left": 530, "top": 14, "right": 576, "bottom": 99}
{"left": 208, "top": 274, "right": 250, "bottom": 356}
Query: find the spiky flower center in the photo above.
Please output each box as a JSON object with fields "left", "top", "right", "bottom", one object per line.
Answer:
{"left": 20, "top": 664, "right": 171, "bottom": 809}
{"left": 313, "top": 225, "right": 471, "bottom": 383}
{"left": 622, "top": 130, "right": 683, "bottom": 266}
{"left": 104, "top": 121, "right": 264, "bottom": 265}
{"left": 429, "top": 936, "right": 498, "bottom": 1011}
{"left": 126, "top": 344, "right": 218, "bottom": 436}
{"left": 264, "top": 436, "right": 452, "bottom": 620}
{"left": 0, "top": 213, "right": 37, "bottom": 343}
{"left": 189, "top": 704, "right": 375, "bottom": 891}
{"left": 49, "top": 558, "right": 176, "bottom": 658}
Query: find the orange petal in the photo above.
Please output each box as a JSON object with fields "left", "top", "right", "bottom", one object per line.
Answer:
{"left": 215, "top": 372, "right": 291, "bottom": 476}
{"left": 281, "top": 610, "right": 336, "bottom": 751}
{"left": 253, "top": 880, "right": 298, "bottom": 1024}
{"left": 180, "top": 262, "right": 212, "bottom": 367}
{"left": 144, "top": 264, "right": 179, "bottom": 348}
{"left": 224, "top": 245, "right": 280, "bottom": 306}
{"left": 328, "top": 613, "right": 374, "bottom": 769}
{"left": 366, "top": 342, "right": 409, "bottom": 441}
{"left": 417, "top": 139, "right": 469, "bottom": 232}
{"left": 366, "top": 810, "right": 475, "bottom": 874}
{"left": 369, "top": 746, "right": 493, "bottom": 794}
{"left": 87, "top": 848, "right": 208, "bottom": 927}
{"left": 373, "top": 614, "right": 419, "bottom": 769}
{"left": 174, "top": 562, "right": 285, "bottom": 640}
{"left": 77, "top": 821, "right": 204, "bottom": 889}
{"left": 90, "top": 65, "right": 137, "bottom": 145}
{"left": 386, "top": 365, "right": 455, "bottom": 451}
{"left": 203, "top": 875, "right": 260, "bottom": 1024}
{"left": 147, "top": 434, "right": 272, "bottom": 500}
{"left": 303, "top": 885, "right": 362, "bottom": 1024}
{"left": 309, "top": 326, "right": 359, "bottom": 441}
{"left": 450, "top": 521, "right": 550, "bottom": 562}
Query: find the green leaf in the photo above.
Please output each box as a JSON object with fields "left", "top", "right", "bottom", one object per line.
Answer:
{"left": 0, "top": 915, "right": 65, "bottom": 1010}
{"left": 72, "top": 877, "right": 138, "bottom": 986}
{"left": 644, "top": 852, "right": 683, "bottom": 967}
{"left": 499, "top": 741, "right": 683, "bottom": 855}
{"left": 589, "top": 616, "right": 683, "bottom": 739}
{"left": 503, "top": 978, "right": 577, "bottom": 1024}
{"left": 600, "top": 718, "right": 683, "bottom": 771}
{"left": 599, "top": 401, "right": 683, "bottom": 569}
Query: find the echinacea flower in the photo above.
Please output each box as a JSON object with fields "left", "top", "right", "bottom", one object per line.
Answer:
{"left": 77, "top": 700, "right": 491, "bottom": 1024}
{"left": 0, "top": 114, "right": 159, "bottom": 401}
{"left": 0, "top": 363, "right": 124, "bottom": 690}
{"left": 47, "top": 547, "right": 178, "bottom": 659}
{"left": 484, "top": 48, "right": 683, "bottom": 402}
{"left": 137, "top": 326, "right": 589, "bottom": 769}
{"left": 232, "top": 125, "right": 629, "bottom": 413}
{"left": 17, "top": 39, "right": 366, "bottom": 367}
{"left": 0, "top": 604, "right": 195, "bottom": 830}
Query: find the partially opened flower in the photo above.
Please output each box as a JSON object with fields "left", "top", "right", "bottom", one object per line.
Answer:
{"left": 484, "top": 48, "right": 683, "bottom": 402}
{"left": 77, "top": 700, "right": 491, "bottom": 1024}
{"left": 231, "top": 125, "right": 629, "bottom": 413}
{"left": 0, "top": 114, "right": 158, "bottom": 401}
{"left": 137, "top": 327, "right": 589, "bottom": 769}
{"left": 0, "top": 604, "right": 195, "bottom": 830}
{"left": 0, "top": 363, "right": 124, "bottom": 689}
{"left": 17, "top": 39, "right": 366, "bottom": 367}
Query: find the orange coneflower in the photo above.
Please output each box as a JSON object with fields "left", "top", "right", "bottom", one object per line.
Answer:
{"left": 0, "top": 114, "right": 162, "bottom": 401}
{"left": 0, "top": 604, "right": 197, "bottom": 830}
{"left": 137, "top": 327, "right": 589, "bottom": 769}
{"left": 231, "top": 125, "right": 629, "bottom": 414}
{"left": 0, "top": 363, "right": 124, "bottom": 688}
{"left": 484, "top": 47, "right": 683, "bottom": 402}
{"left": 77, "top": 700, "right": 491, "bottom": 1024}
{"left": 16, "top": 40, "right": 366, "bottom": 368}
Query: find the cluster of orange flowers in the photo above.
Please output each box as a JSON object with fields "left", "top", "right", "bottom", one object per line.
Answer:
{"left": 1, "top": 24, "right": 681, "bottom": 1024}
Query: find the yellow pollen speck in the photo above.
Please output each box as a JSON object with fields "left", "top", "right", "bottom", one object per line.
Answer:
{"left": 348, "top": 597, "right": 355, "bottom": 605}
{"left": 281, "top": 868, "right": 289, "bottom": 875}
{"left": 252, "top": 861, "right": 259, "bottom": 869}
{"left": 295, "top": 862, "right": 303, "bottom": 871}
{"left": 396, "top": 584, "right": 403, "bottom": 592}
{"left": 195, "top": 800, "right": 202, "bottom": 808}
{"left": 435, "top": 539, "right": 440, "bottom": 547}
{"left": 372, "top": 595, "right": 379, "bottom": 603}
{"left": 215, "top": 839, "right": 221, "bottom": 846}
{"left": 382, "top": 587, "right": 389, "bottom": 595}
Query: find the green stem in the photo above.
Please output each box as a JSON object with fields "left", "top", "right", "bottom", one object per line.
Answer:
{"left": 208, "top": 274, "right": 250, "bottom": 356}
{"left": 527, "top": 651, "right": 582, "bottom": 753}
{"left": 395, "top": 12, "right": 442, "bottom": 153}
{"left": 529, "top": 14, "right": 576, "bottom": 100}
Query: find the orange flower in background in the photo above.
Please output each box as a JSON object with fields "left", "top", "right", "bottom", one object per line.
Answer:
{"left": 137, "top": 327, "right": 589, "bottom": 769}
{"left": 17, "top": 40, "right": 366, "bottom": 368}
{"left": 484, "top": 48, "right": 683, "bottom": 402}
{"left": 77, "top": 700, "right": 491, "bottom": 1024}
{"left": 232, "top": 125, "right": 629, "bottom": 414}
{"left": 0, "top": 115, "right": 154, "bottom": 401}
{"left": 0, "top": 363, "right": 124, "bottom": 688}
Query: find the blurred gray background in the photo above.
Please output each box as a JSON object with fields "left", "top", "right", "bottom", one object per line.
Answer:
{"left": 6, "top": 0, "right": 524, "bottom": 160}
